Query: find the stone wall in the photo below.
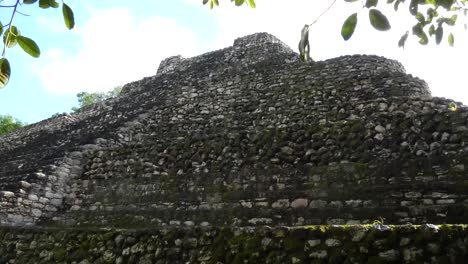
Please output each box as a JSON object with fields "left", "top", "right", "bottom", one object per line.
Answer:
{"left": 0, "top": 224, "right": 467, "bottom": 263}
{"left": 0, "top": 33, "right": 466, "bottom": 230}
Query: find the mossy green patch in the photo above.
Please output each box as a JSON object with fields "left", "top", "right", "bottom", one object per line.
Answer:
{"left": 52, "top": 248, "right": 68, "bottom": 262}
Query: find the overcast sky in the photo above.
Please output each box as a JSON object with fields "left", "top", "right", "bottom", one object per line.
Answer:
{"left": 0, "top": 0, "right": 467, "bottom": 124}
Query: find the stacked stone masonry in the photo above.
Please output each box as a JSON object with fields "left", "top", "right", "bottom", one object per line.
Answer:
{"left": 0, "top": 33, "right": 467, "bottom": 228}
{"left": 0, "top": 32, "right": 467, "bottom": 262}
{"left": 0, "top": 224, "right": 467, "bottom": 264}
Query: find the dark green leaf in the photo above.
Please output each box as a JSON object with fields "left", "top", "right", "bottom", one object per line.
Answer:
{"left": 23, "top": 0, "right": 38, "bottom": 4}
{"left": 39, "top": 0, "right": 49, "bottom": 8}
{"left": 369, "top": 9, "right": 391, "bottom": 31}
{"left": 426, "top": 8, "right": 437, "bottom": 22}
{"left": 387, "top": 0, "right": 395, "bottom": 3}
{"left": 0, "top": 58, "right": 10, "bottom": 89}
{"left": 419, "top": 32, "right": 428, "bottom": 45}
{"left": 435, "top": 25, "right": 443, "bottom": 44}
{"left": 447, "top": 14, "right": 457, "bottom": 25}
{"left": 416, "top": 12, "right": 425, "bottom": 23}
{"left": 341, "top": 13, "right": 358, "bottom": 41}
{"left": 0, "top": 21, "right": 3, "bottom": 37}
{"left": 39, "top": 0, "right": 58, "bottom": 8}
{"left": 412, "top": 23, "right": 424, "bottom": 37}
{"left": 448, "top": 32, "right": 454, "bottom": 46}
{"left": 17, "top": 36, "right": 40, "bottom": 58}
{"left": 365, "top": 0, "right": 378, "bottom": 8}
{"left": 62, "top": 3, "right": 75, "bottom": 29}
{"left": 398, "top": 31, "right": 409, "bottom": 48}
{"left": 409, "top": 0, "right": 418, "bottom": 15}
{"left": 3, "top": 26, "right": 19, "bottom": 48}
{"left": 203, "top": 0, "right": 209, "bottom": 4}
{"left": 428, "top": 24, "right": 436, "bottom": 35}
{"left": 234, "top": 0, "right": 244, "bottom": 6}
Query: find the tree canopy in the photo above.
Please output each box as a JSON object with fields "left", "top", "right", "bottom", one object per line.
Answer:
{"left": 71, "top": 86, "right": 122, "bottom": 112}
{"left": 0, "top": 114, "right": 25, "bottom": 135}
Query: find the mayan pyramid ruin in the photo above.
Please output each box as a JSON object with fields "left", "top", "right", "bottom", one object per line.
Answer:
{"left": 0, "top": 33, "right": 467, "bottom": 263}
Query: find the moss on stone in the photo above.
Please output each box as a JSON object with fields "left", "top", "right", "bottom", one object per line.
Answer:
{"left": 52, "top": 247, "right": 68, "bottom": 262}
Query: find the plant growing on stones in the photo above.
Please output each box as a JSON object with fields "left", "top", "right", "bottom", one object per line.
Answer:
{"left": 371, "top": 217, "right": 386, "bottom": 225}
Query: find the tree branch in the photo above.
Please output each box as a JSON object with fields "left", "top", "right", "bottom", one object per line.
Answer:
{"left": 2, "top": 0, "right": 21, "bottom": 57}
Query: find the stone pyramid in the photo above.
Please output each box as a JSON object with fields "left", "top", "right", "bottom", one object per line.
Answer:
{"left": 0, "top": 32, "right": 467, "bottom": 263}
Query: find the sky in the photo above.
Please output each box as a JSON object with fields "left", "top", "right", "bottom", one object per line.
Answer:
{"left": 0, "top": 0, "right": 467, "bottom": 124}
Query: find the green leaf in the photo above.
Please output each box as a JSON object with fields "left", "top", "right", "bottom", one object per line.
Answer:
{"left": 341, "top": 13, "right": 358, "bottom": 41}
{"left": 39, "top": 0, "right": 59, "bottom": 8}
{"left": 0, "top": 21, "right": 3, "bottom": 37}
{"left": 234, "top": 0, "right": 244, "bottom": 6}
{"left": 428, "top": 24, "right": 436, "bottom": 35}
{"left": 387, "top": 0, "right": 395, "bottom": 3}
{"left": 23, "top": 0, "right": 38, "bottom": 4}
{"left": 203, "top": 0, "right": 209, "bottom": 4}
{"left": 447, "top": 14, "right": 457, "bottom": 25}
{"left": 17, "top": 36, "right": 40, "bottom": 58}
{"left": 3, "top": 26, "right": 19, "bottom": 48}
{"left": 435, "top": 25, "right": 443, "bottom": 44}
{"left": 398, "top": 31, "right": 409, "bottom": 48}
{"left": 448, "top": 32, "right": 454, "bottom": 46}
{"left": 0, "top": 58, "right": 10, "bottom": 89}
{"left": 412, "top": 23, "right": 423, "bottom": 37}
{"left": 365, "top": 0, "right": 378, "bottom": 8}
{"left": 246, "top": 0, "right": 256, "bottom": 8}
{"left": 369, "top": 9, "right": 391, "bottom": 31}
{"left": 210, "top": 0, "right": 213, "bottom": 9}
{"left": 62, "top": 3, "right": 75, "bottom": 29}
{"left": 213, "top": 0, "right": 219, "bottom": 6}
{"left": 415, "top": 12, "right": 425, "bottom": 23}
{"left": 426, "top": 8, "right": 437, "bottom": 23}
{"left": 409, "top": 0, "right": 418, "bottom": 15}
{"left": 419, "top": 32, "right": 428, "bottom": 45}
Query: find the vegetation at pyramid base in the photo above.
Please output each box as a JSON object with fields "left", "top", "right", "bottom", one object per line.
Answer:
{"left": 0, "top": 114, "right": 25, "bottom": 135}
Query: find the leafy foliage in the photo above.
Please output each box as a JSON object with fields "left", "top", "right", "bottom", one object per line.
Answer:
{"left": 0, "top": 0, "right": 75, "bottom": 90}
{"left": 341, "top": 0, "right": 465, "bottom": 48}
{"left": 204, "top": 0, "right": 464, "bottom": 50}
{"left": 72, "top": 86, "right": 123, "bottom": 112}
{"left": 0, "top": 114, "right": 25, "bottom": 135}
{"left": 203, "top": 0, "right": 256, "bottom": 9}
{"left": 369, "top": 9, "right": 391, "bottom": 31}
{"left": 341, "top": 13, "right": 358, "bottom": 40}
{"left": 0, "top": 58, "right": 10, "bottom": 88}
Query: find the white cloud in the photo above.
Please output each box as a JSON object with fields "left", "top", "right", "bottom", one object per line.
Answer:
{"left": 39, "top": 8, "right": 201, "bottom": 94}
